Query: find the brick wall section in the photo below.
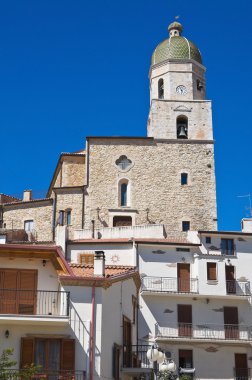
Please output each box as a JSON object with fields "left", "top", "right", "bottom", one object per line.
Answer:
{"left": 3, "top": 201, "right": 53, "bottom": 241}
{"left": 85, "top": 138, "right": 217, "bottom": 231}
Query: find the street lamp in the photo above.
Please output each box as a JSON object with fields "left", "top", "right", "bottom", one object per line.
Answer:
{"left": 146, "top": 344, "right": 176, "bottom": 380}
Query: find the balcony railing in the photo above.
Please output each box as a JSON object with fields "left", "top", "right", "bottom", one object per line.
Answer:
{"left": 0, "top": 289, "right": 70, "bottom": 317}
{"left": 141, "top": 276, "right": 198, "bottom": 294}
{"left": 1, "top": 370, "right": 85, "bottom": 380}
{"left": 155, "top": 322, "right": 252, "bottom": 341}
{"left": 234, "top": 367, "right": 251, "bottom": 380}
{"left": 226, "top": 280, "right": 251, "bottom": 296}
{"left": 123, "top": 345, "right": 153, "bottom": 369}
{"left": 0, "top": 228, "right": 37, "bottom": 243}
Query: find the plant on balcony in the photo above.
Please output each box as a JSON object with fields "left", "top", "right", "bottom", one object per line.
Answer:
{"left": 179, "top": 375, "right": 192, "bottom": 380}
{"left": 0, "top": 348, "right": 40, "bottom": 379}
{"left": 158, "top": 369, "right": 178, "bottom": 380}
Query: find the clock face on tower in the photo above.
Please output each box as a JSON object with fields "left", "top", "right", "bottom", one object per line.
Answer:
{"left": 176, "top": 85, "right": 187, "bottom": 95}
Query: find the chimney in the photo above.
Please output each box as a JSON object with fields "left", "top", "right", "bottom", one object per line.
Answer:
{"left": 23, "top": 190, "right": 32, "bottom": 202}
{"left": 241, "top": 218, "right": 252, "bottom": 233}
{"left": 94, "top": 251, "right": 105, "bottom": 277}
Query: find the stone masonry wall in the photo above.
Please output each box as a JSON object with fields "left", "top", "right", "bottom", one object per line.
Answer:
{"left": 56, "top": 189, "right": 83, "bottom": 239}
{"left": 3, "top": 202, "right": 53, "bottom": 242}
{"left": 85, "top": 138, "right": 217, "bottom": 232}
{"left": 61, "top": 158, "right": 85, "bottom": 187}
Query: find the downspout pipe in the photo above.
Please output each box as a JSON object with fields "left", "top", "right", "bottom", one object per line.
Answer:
{"left": 90, "top": 283, "right": 96, "bottom": 380}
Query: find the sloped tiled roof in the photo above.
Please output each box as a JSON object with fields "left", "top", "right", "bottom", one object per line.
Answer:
{"left": 70, "top": 263, "right": 135, "bottom": 278}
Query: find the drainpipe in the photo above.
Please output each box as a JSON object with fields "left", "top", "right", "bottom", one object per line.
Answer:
{"left": 91, "top": 220, "right": 95, "bottom": 239}
{"left": 90, "top": 283, "right": 96, "bottom": 380}
{"left": 52, "top": 192, "right": 57, "bottom": 241}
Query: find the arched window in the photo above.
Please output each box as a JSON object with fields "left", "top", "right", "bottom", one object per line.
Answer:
{"left": 177, "top": 116, "right": 188, "bottom": 139}
{"left": 118, "top": 179, "right": 129, "bottom": 207}
{"left": 121, "top": 183, "right": 128, "bottom": 206}
{"left": 158, "top": 79, "right": 164, "bottom": 99}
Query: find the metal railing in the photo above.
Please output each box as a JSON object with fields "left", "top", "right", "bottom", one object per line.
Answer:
{"left": 226, "top": 280, "right": 251, "bottom": 296}
{"left": 0, "top": 289, "right": 70, "bottom": 317}
{"left": 141, "top": 276, "right": 198, "bottom": 294}
{"left": 155, "top": 322, "right": 252, "bottom": 341}
{"left": 234, "top": 367, "right": 251, "bottom": 380}
{"left": 123, "top": 345, "right": 153, "bottom": 369}
{"left": 0, "top": 370, "right": 85, "bottom": 380}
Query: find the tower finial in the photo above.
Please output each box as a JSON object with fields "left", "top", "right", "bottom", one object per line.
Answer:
{"left": 168, "top": 20, "right": 183, "bottom": 37}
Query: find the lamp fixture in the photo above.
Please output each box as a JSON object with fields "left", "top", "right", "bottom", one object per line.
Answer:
{"left": 96, "top": 207, "right": 101, "bottom": 218}
{"left": 5, "top": 330, "right": 9, "bottom": 338}
{"left": 42, "top": 259, "right": 47, "bottom": 267}
{"left": 146, "top": 344, "right": 176, "bottom": 379}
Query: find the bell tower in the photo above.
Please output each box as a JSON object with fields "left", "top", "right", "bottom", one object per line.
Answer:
{"left": 147, "top": 21, "right": 213, "bottom": 141}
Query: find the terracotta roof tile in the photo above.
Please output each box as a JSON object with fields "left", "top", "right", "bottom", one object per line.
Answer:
{"left": 69, "top": 263, "right": 135, "bottom": 278}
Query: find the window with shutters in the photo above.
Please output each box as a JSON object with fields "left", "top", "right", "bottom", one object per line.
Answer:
{"left": 79, "top": 253, "right": 94, "bottom": 265}
{"left": 207, "top": 262, "right": 217, "bottom": 281}
{"left": 20, "top": 337, "right": 75, "bottom": 373}
{"left": 0, "top": 269, "right": 37, "bottom": 314}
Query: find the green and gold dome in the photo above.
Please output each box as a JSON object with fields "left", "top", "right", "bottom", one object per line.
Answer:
{"left": 151, "top": 21, "right": 202, "bottom": 66}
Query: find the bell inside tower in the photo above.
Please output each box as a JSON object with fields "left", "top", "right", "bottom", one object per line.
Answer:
{"left": 177, "top": 116, "right": 188, "bottom": 139}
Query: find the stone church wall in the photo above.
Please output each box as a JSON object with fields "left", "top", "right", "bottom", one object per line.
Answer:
{"left": 84, "top": 138, "right": 217, "bottom": 232}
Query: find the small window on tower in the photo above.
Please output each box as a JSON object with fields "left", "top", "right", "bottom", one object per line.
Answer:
{"left": 181, "top": 173, "right": 188, "bottom": 185}
{"left": 158, "top": 78, "right": 164, "bottom": 99}
{"left": 182, "top": 221, "right": 190, "bottom": 232}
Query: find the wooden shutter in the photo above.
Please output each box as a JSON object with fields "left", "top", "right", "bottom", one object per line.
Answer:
{"left": 235, "top": 353, "right": 248, "bottom": 378}
{"left": 177, "top": 264, "right": 190, "bottom": 292}
{"left": 224, "top": 306, "right": 239, "bottom": 339}
{"left": 0, "top": 269, "right": 18, "bottom": 313}
{"left": 61, "top": 339, "right": 75, "bottom": 370}
{"left": 178, "top": 305, "right": 192, "bottom": 337}
{"left": 18, "top": 270, "right": 37, "bottom": 314}
{"left": 207, "top": 263, "right": 217, "bottom": 280}
{"left": 20, "top": 338, "right": 34, "bottom": 368}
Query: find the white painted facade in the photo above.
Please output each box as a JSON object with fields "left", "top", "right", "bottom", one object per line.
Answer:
{"left": 0, "top": 249, "right": 138, "bottom": 380}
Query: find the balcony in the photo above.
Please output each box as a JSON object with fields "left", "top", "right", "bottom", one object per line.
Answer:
{"left": 155, "top": 322, "right": 252, "bottom": 343}
{"left": 74, "top": 224, "right": 166, "bottom": 240}
{"left": 0, "top": 290, "right": 69, "bottom": 321}
{"left": 2, "top": 370, "right": 85, "bottom": 380}
{"left": 122, "top": 345, "right": 153, "bottom": 375}
{"left": 234, "top": 368, "right": 252, "bottom": 380}
{"left": 226, "top": 280, "right": 251, "bottom": 296}
{"left": 141, "top": 276, "right": 198, "bottom": 294}
{"left": 0, "top": 228, "right": 37, "bottom": 243}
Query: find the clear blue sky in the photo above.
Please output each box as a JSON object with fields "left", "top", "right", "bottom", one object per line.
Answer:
{"left": 0, "top": 0, "right": 251, "bottom": 231}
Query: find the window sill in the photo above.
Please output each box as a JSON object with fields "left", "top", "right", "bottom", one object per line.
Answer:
{"left": 207, "top": 280, "right": 218, "bottom": 285}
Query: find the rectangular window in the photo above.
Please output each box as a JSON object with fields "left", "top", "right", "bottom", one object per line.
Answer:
{"left": 221, "top": 238, "right": 235, "bottom": 256}
{"left": 58, "top": 211, "right": 65, "bottom": 226}
{"left": 181, "top": 173, "right": 188, "bottom": 185}
{"left": 24, "top": 220, "right": 34, "bottom": 232}
{"left": 207, "top": 262, "right": 217, "bottom": 281}
{"left": 66, "top": 210, "right": 71, "bottom": 225}
{"left": 206, "top": 236, "right": 211, "bottom": 244}
{"left": 0, "top": 269, "right": 37, "bottom": 314}
{"left": 20, "top": 338, "right": 75, "bottom": 372}
{"left": 182, "top": 221, "right": 190, "bottom": 232}
{"left": 176, "top": 248, "right": 190, "bottom": 252}
{"left": 80, "top": 253, "right": 94, "bottom": 265}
